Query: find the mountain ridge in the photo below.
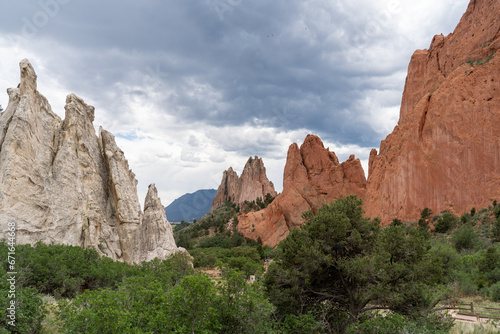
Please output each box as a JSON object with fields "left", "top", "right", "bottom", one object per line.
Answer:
{"left": 165, "top": 189, "right": 217, "bottom": 222}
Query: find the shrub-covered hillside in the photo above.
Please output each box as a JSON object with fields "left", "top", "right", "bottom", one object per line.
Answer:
{"left": 3, "top": 197, "right": 500, "bottom": 333}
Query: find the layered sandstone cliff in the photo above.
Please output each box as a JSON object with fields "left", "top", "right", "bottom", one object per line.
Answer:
{"left": 0, "top": 59, "right": 183, "bottom": 263}
{"left": 211, "top": 156, "right": 277, "bottom": 210}
{"left": 364, "top": 0, "right": 500, "bottom": 223}
{"left": 231, "top": 0, "right": 499, "bottom": 246}
{"left": 238, "top": 135, "right": 366, "bottom": 247}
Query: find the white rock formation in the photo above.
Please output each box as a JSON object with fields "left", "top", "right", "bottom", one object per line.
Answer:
{"left": 0, "top": 59, "right": 183, "bottom": 263}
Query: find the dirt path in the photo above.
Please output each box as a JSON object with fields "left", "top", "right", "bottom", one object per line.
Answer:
{"left": 450, "top": 310, "right": 500, "bottom": 325}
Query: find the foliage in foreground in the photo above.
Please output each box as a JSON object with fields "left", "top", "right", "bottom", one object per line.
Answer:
{"left": 345, "top": 312, "right": 452, "bottom": 334}
{"left": 1, "top": 196, "right": 500, "bottom": 333}
{"left": 264, "top": 195, "right": 455, "bottom": 333}
{"left": 0, "top": 280, "right": 46, "bottom": 334}
{"left": 174, "top": 201, "right": 270, "bottom": 277}
{"left": 56, "top": 267, "right": 275, "bottom": 334}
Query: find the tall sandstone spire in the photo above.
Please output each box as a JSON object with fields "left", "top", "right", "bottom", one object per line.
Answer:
{"left": 238, "top": 0, "right": 500, "bottom": 245}
{"left": 237, "top": 135, "right": 366, "bottom": 247}
{"left": 364, "top": 0, "right": 500, "bottom": 223}
{"left": 0, "top": 59, "right": 184, "bottom": 263}
{"left": 211, "top": 156, "right": 277, "bottom": 210}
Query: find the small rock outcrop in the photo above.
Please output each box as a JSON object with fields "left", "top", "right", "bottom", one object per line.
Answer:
{"left": 137, "top": 184, "right": 180, "bottom": 263}
{"left": 211, "top": 156, "right": 277, "bottom": 210}
{"left": 364, "top": 0, "right": 500, "bottom": 223}
{"left": 0, "top": 59, "right": 183, "bottom": 263}
{"left": 237, "top": 135, "right": 367, "bottom": 247}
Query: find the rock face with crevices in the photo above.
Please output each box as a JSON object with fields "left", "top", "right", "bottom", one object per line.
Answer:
{"left": 211, "top": 156, "right": 277, "bottom": 210}
{"left": 232, "top": 0, "right": 500, "bottom": 245}
{"left": 0, "top": 59, "right": 183, "bottom": 263}
{"left": 237, "top": 135, "right": 366, "bottom": 247}
{"left": 364, "top": 0, "right": 500, "bottom": 223}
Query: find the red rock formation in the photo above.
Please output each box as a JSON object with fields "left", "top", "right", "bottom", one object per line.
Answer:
{"left": 211, "top": 156, "right": 277, "bottom": 210}
{"left": 211, "top": 167, "right": 240, "bottom": 209}
{"left": 364, "top": 0, "right": 500, "bottom": 223}
{"left": 239, "top": 0, "right": 500, "bottom": 245}
{"left": 238, "top": 135, "right": 366, "bottom": 247}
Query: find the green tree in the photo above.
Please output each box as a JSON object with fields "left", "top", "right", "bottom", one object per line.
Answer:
{"left": 264, "top": 195, "right": 381, "bottom": 330}
{"left": 421, "top": 208, "right": 433, "bottom": 220}
{"left": 433, "top": 212, "right": 456, "bottom": 233}
{"left": 478, "top": 246, "right": 500, "bottom": 285}
{"left": 216, "top": 269, "right": 275, "bottom": 333}
{"left": 492, "top": 216, "right": 500, "bottom": 242}
{"left": 390, "top": 218, "right": 403, "bottom": 227}
{"left": 165, "top": 274, "right": 220, "bottom": 333}
{"left": 375, "top": 225, "right": 453, "bottom": 319}
{"left": 265, "top": 196, "right": 453, "bottom": 332}
{"left": 490, "top": 281, "right": 500, "bottom": 302}
{"left": 452, "top": 226, "right": 478, "bottom": 252}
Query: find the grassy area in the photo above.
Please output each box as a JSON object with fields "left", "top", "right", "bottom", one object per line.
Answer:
{"left": 457, "top": 296, "right": 500, "bottom": 319}
{"left": 451, "top": 322, "right": 499, "bottom": 334}
{"left": 41, "top": 295, "right": 60, "bottom": 334}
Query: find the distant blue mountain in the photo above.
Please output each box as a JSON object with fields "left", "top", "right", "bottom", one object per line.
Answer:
{"left": 164, "top": 189, "right": 217, "bottom": 222}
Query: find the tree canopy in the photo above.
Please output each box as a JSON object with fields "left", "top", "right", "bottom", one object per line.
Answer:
{"left": 264, "top": 195, "right": 454, "bottom": 332}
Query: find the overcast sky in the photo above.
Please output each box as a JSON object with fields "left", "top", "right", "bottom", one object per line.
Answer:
{"left": 0, "top": 0, "right": 469, "bottom": 207}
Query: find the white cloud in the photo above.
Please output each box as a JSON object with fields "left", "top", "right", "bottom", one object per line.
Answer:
{"left": 0, "top": 0, "right": 471, "bottom": 206}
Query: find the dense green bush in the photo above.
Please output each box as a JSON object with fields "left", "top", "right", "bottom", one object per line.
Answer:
{"left": 433, "top": 212, "right": 457, "bottom": 233}
{"left": 452, "top": 226, "right": 478, "bottom": 252}
{"left": 490, "top": 281, "right": 500, "bottom": 302}
{"left": 57, "top": 268, "right": 275, "bottom": 334}
{"left": 494, "top": 205, "right": 500, "bottom": 219}
{"left": 189, "top": 246, "right": 264, "bottom": 277}
{"left": 278, "top": 312, "right": 323, "bottom": 334}
{"left": 0, "top": 241, "right": 139, "bottom": 299}
{"left": 492, "top": 217, "right": 500, "bottom": 241}
{"left": 0, "top": 280, "right": 47, "bottom": 334}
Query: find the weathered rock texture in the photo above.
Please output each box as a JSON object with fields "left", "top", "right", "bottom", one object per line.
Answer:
{"left": 364, "top": 0, "right": 500, "bottom": 223}
{"left": 234, "top": 0, "right": 500, "bottom": 246}
{"left": 0, "top": 59, "right": 183, "bottom": 263}
{"left": 238, "top": 135, "right": 366, "bottom": 247}
{"left": 211, "top": 156, "right": 277, "bottom": 210}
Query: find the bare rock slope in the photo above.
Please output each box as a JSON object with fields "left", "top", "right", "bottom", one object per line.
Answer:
{"left": 364, "top": 0, "right": 500, "bottom": 223}
{"left": 0, "top": 59, "right": 183, "bottom": 263}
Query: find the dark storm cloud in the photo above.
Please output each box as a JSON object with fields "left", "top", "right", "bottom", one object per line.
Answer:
{"left": 0, "top": 0, "right": 469, "bottom": 151}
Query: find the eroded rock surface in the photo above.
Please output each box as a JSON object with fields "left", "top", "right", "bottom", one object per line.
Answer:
{"left": 0, "top": 59, "right": 183, "bottom": 263}
{"left": 364, "top": 0, "right": 500, "bottom": 223}
{"left": 238, "top": 135, "right": 366, "bottom": 247}
{"left": 211, "top": 156, "right": 277, "bottom": 210}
